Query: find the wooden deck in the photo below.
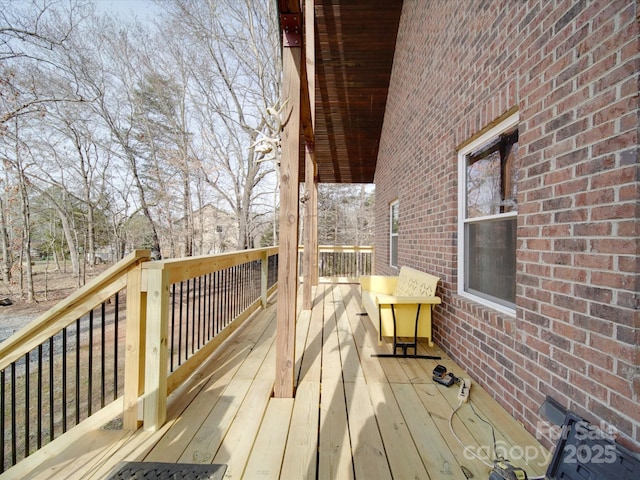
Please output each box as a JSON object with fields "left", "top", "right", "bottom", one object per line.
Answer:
{"left": 19, "top": 284, "right": 549, "bottom": 479}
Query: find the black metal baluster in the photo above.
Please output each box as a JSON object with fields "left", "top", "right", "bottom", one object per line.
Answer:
{"left": 178, "top": 281, "right": 184, "bottom": 366}
{"left": 216, "top": 270, "right": 221, "bottom": 334}
{"left": 75, "top": 318, "right": 80, "bottom": 425}
{"left": 192, "top": 277, "right": 197, "bottom": 352}
{"left": 224, "top": 268, "right": 228, "bottom": 329}
{"left": 1, "top": 369, "right": 5, "bottom": 472}
{"left": 196, "top": 276, "right": 201, "bottom": 350}
{"left": 243, "top": 263, "right": 248, "bottom": 310}
{"left": 11, "top": 363, "right": 16, "bottom": 466}
{"left": 238, "top": 264, "right": 243, "bottom": 313}
{"left": 170, "top": 283, "right": 176, "bottom": 372}
{"left": 235, "top": 265, "right": 240, "bottom": 317}
{"left": 201, "top": 275, "right": 206, "bottom": 346}
{"left": 222, "top": 268, "right": 226, "bottom": 331}
{"left": 88, "top": 311, "right": 94, "bottom": 416}
{"left": 201, "top": 275, "right": 206, "bottom": 348}
{"left": 25, "top": 352, "right": 29, "bottom": 458}
{"left": 204, "top": 273, "right": 210, "bottom": 342}
{"left": 101, "top": 302, "right": 106, "bottom": 408}
{"left": 37, "top": 344, "right": 42, "bottom": 449}
{"left": 114, "top": 293, "right": 119, "bottom": 398}
{"left": 186, "top": 279, "right": 191, "bottom": 358}
{"left": 62, "top": 327, "right": 68, "bottom": 433}
{"left": 49, "top": 336, "right": 54, "bottom": 441}
{"left": 209, "top": 272, "right": 214, "bottom": 339}
{"left": 228, "top": 267, "right": 232, "bottom": 324}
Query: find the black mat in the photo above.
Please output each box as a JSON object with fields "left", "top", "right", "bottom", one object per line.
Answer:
{"left": 107, "top": 462, "right": 227, "bottom": 480}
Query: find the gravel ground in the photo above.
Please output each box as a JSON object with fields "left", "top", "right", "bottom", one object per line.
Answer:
{"left": 0, "top": 311, "right": 41, "bottom": 343}
{"left": 0, "top": 263, "right": 110, "bottom": 344}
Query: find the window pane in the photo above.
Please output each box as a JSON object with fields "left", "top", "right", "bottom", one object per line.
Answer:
{"left": 467, "top": 150, "right": 502, "bottom": 217}
{"left": 391, "top": 203, "right": 399, "bottom": 233}
{"left": 466, "top": 131, "right": 519, "bottom": 218}
{"left": 390, "top": 201, "right": 399, "bottom": 267}
{"left": 391, "top": 236, "right": 398, "bottom": 267}
{"left": 465, "top": 218, "right": 516, "bottom": 307}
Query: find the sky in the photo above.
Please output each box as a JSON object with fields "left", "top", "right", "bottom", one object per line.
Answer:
{"left": 92, "top": 0, "right": 162, "bottom": 22}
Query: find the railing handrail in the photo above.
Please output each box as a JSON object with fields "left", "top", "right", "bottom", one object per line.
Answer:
{"left": 0, "top": 249, "right": 151, "bottom": 371}
{"left": 298, "top": 245, "right": 373, "bottom": 252}
{"left": 144, "top": 247, "right": 279, "bottom": 285}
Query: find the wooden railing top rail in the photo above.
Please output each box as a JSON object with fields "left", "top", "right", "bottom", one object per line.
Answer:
{"left": 141, "top": 247, "right": 279, "bottom": 287}
{"left": 298, "top": 245, "right": 373, "bottom": 252}
{"left": 0, "top": 249, "right": 151, "bottom": 370}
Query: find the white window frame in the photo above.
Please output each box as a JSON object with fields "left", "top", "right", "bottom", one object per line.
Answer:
{"left": 389, "top": 200, "right": 399, "bottom": 268}
{"left": 457, "top": 112, "right": 519, "bottom": 316}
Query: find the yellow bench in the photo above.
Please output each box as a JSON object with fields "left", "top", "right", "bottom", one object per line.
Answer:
{"left": 360, "top": 266, "right": 441, "bottom": 357}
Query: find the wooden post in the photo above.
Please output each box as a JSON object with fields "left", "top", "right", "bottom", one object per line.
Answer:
{"left": 275, "top": 12, "right": 302, "bottom": 398}
{"left": 142, "top": 266, "right": 169, "bottom": 430}
{"left": 123, "top": 263, "right": 146, "bottom": 430}
{"left": 302, "top": 0, "right": 317, "bottom": 310}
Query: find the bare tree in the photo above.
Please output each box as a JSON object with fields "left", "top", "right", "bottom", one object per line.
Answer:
{"left": 164, "top": 0, "right": 281, "bottom": 250}
{"left": 0, "top": 117, "right": 36, "bottom": 300}
{"left": 74, "top": 17, "right": 165, "bottom": 259}
{"left": 0, "top": 0, "right": 88, "bottom": 125}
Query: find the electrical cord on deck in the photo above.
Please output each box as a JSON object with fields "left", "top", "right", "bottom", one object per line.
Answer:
{"left": 449, "top": 399, "right": 548, "bottom": 479}
{"left": 449, "top": 399, "right": 494, "bottom": 469}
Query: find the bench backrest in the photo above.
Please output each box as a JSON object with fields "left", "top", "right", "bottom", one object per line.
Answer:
{"left": 393, "top": 266, "right": 439, "bottom": 297}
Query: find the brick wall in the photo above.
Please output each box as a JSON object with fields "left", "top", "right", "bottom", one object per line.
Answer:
{"left": 375, "top": 0, "right": 639, "bottom": 450}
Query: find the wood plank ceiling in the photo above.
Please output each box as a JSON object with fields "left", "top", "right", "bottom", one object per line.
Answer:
{"left": 301, "top": 0, "right": 403, "bottom": 184}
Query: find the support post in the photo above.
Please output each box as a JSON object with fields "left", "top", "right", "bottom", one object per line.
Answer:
{"left": 142, "top": 266, "right": 169, "bottom": 430}
{"left": 123, "top": 263, "right": 146, "bottom": 430}
{"left": 275, "top": 12, "right": 302, "bottom": 398}
{"left": 302, "top": 0, "right": 317, "bottom": 310}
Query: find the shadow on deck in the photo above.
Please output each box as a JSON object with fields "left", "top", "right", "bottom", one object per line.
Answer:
{"left": 17, "top": 284, "right": 549, "bottom": 479}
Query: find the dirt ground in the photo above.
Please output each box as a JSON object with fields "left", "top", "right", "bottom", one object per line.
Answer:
{"left": 0, "top": 262, "right": 110, "bottom": 341}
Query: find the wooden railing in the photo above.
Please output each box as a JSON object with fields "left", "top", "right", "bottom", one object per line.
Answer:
{"left": 298, "top": 245, "right": 374, "bottom": 282}
{"left": 0, "top": 247, "right": 278, "bottom": 474}
{"left": 0, "top": 244, "right": 371, "bottom": 474}
{"left": 138, "top": 247, "right": 278, "bottom": 430}
{"left": 0, "top": 250, "right": 150, "bottom": 473}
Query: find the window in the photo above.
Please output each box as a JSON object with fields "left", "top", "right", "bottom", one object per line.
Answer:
{"left": 390, "top": 200, "right": 399, "bottom": 267}
{"left": 458, "top": 113, "right": 519, "bottom": 314}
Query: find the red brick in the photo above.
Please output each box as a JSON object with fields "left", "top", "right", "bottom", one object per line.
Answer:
{"left": 554, "top": 268, "right": 587, "bottom": 286}
{"left": 574, "top": 188, "right": 615, "bottom": 206}
{"left": 375, "top": 0, "right": 639, "bottom": 450}
{"left": 541, "top": 303, "right": 571, "bottom": 322}
{"left": 573, "top": 253, "right": 613, "bottom": 270}
{"left": 592, "top": 203, "right": 636, "bottom": 221}
{"left": 590, "top": 237, "right": 636, "bottom": 255}
{"left": 590, "top": 334, "right": 637, "bottom": 361}
{"left": 591, "top": 165, "right": 637, "bottom": 189}
{"left": 569, "top": 371, "right": 609, "bottom": 403}
{"left": 591, "top": 270, "right": 635, "bottom": 290}
{"left": 574, "top": 222, "right": 612, "bottom": 236}
{"left": 574, "top": 343, "right": 614, "bottom": 370}
{"left": 589, "top": 365, "right": 633, "bottom": 397}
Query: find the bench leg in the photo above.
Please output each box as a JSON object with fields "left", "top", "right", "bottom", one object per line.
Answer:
{"left": 371, "top": 304, "right": 440, "bottom": 360}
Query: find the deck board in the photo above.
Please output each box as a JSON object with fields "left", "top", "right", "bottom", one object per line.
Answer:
{"left": 14, "top": 284, "right": 550, "bottom": 480}
{"left": 344, "top": 378, "right": 392, "bottom": 480}
{"left": 280, "top": 381, "right": 320, "bottom": 480}
{"left": 243, "top": 398, "right": 294, "bottom": 479}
